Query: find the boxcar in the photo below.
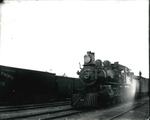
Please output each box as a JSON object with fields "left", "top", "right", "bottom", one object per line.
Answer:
{"left": 0, "top": 65, "right": 57, "bottom": 105}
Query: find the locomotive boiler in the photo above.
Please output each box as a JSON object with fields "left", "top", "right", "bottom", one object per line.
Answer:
{"left": 71, "top": 51, "right": 148, "bottom": 108}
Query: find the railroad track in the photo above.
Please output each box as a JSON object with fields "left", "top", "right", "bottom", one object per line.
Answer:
{"left": 58, "top": 97, "right": 149, "bottom": 120}
{"left": 108, "top": 102, "right": 149, "bottom": 120}
{"left": 19, "top": 108, "right": 82, "bottom": 120}
{"left": 0, "top": 101, "right": 78, "bottom": 120}
{"left": 0, "top": 101, "right": 70, "bottom": 112}
{"left": 94, "top": 98, "right": 149, "bottom": 120}
{"left": 1, "top": 98, "right": 149, "bottom": 120}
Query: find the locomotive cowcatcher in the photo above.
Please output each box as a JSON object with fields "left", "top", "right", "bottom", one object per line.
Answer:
{"left": 71, "top": 51, "right": 139, "bottom": 108}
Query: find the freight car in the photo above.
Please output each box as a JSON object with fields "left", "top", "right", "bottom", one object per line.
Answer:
{"left": 134, "top": 75, "right": 149, "bottom": 99}
{"left": 71, "top": 51, "right": 149, "bottom": 108}
{"left": 0, "top": 65, "right": 80, "bottom": 105}
{"left": 0, "top": 65, "right": 58, "bottom": 105}
{"left": 56, "top": 76, "right": 83, "bottom": 100}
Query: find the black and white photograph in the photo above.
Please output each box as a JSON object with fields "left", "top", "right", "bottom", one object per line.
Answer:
{"left": 0, "top": 0, "right": 149, "bottom": 120}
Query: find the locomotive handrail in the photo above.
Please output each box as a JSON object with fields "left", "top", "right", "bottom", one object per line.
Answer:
{"left": 103, "top": 81, "right": 131, "bottom": 85}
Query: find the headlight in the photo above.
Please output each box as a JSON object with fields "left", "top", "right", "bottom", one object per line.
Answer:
{"left": 84, "top": 55, "right": 91, "bottom": 64}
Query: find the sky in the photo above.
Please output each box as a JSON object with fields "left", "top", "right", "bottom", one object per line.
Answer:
{"left": 0, "top": 0, "right": 149, "bottom": 78}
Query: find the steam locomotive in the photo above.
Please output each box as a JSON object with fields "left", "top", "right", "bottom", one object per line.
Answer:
{"left": 0, "top": 52, "right": 148, "bottom": 106}
{"left": 71, "top": 51, "right": 149, "bottom": 108}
